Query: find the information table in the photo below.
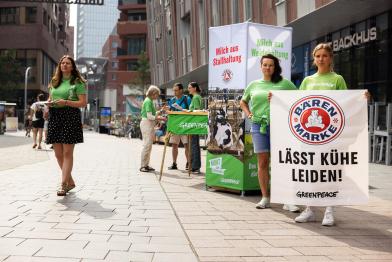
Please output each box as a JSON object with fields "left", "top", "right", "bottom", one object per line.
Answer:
{"left": 159, "top": 111, "right": 208, "bottom": 181}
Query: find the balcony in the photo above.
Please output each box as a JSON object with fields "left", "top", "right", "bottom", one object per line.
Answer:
{"left": 118, "top": 0, "right": 146, "bottom": 11}
{"left": 117, "top": 20, "right": 147, "bottom": 36}
{"left": 116, "top": 48, "right": 140, "bottom": 61}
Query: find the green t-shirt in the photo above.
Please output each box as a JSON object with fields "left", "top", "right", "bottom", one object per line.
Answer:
{"left": 242, "top": 78, "right": 297, "bottom": 124}
{"left": 50, "top": 79, "right": 86, "bottom": 108}
{"left": 189, "top": 94, "right": 203, "bottom": 111}
{"left": 299, "top": 72, "right": 347, "bottom": 90}
{"left": 141, "top": 97, "right": 156, "bottom": 118}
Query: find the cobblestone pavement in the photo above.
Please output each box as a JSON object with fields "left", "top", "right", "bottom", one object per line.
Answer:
{"left": 0, "top": 131, "right": 391, "bottom": 261}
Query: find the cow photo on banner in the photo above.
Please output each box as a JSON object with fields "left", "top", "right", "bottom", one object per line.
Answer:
{"left": 270, "top": 90, "right": 368, "bottom": 206}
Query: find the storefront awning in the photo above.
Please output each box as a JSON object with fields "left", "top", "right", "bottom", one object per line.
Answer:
{"left": 288, "top": 0, "right": 392, "bottom": 47}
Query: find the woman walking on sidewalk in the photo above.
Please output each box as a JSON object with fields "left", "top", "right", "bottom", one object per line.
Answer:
{"left": 46, "top": 55, "right": 87, "bottom": 196}
{"left": 240, "top": 54, "right": 299, "bottom": 212}
{"left": 139, "top": 85, "right": 166, "bottom": 172}
{"left": 188, "top": 82, "right": 203, "bottom": 174}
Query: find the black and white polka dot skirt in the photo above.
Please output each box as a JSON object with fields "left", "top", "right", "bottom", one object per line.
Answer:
{"left": 46, "top": 107, "right": 84, "bottom": 144}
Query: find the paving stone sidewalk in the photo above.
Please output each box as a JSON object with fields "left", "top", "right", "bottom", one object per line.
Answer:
{"left": 0, "top": 132, "right": 391, "bottom": 262}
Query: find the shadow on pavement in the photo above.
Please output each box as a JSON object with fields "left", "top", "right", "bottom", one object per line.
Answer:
{"left": 0, "top": 135, "right": 32, "bottom": 148}
{"left": 57, "top": 194, "right": 116, "bottom": 219}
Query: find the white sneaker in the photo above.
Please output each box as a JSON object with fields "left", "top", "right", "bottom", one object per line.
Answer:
{"left": 322, "top": 210, "right": 335, "bottom": 226}
{"left": 256, "top": 197, "right": 270, "bottom": 209}
{"left": 295, "top": 208, "right": 315, "bottom": 223}
{"left": 283, "top": 204, "right": 300, "bottom": 212}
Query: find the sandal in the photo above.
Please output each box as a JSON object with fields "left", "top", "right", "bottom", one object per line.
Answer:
{"left": 37, "top": 145, "right": 42, "bottom": 150}
{"left": 57, "top": 183, "right": 67, "bottom": 196}
{"left": 66, "top": 184, "right": 76, "bottom": 192}
{"left": 139, "top": 166, "right": 150, "bottom": 172}
{"left": 146, "top": 166, "right": 155, "bottom": 171}
{"left": 32, "top": 144, "right": 37, "bottom": 149}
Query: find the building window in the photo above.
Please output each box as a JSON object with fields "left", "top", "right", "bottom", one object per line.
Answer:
{"left": 25, "top": 7, "right": 37, "bottom": 23}
{"left": 112, "top": 73, "right": 117, "bottom": 80}
{"left": 43, "top": 10, "right": 48, "bottom": 26}
{"left": 275, "top": 0, "right": 287, "bottom": 26}
{"left": 126, "top": 60, "right": 139, "bottom": 71}
{"left": 112, "top": 61, "right": 118, "bottom": 69}
{"left": 211, "top": 1, "right": 220, "bottom": 26}
{"left": 127, "top": 37, "right": 146, "bottom": 55}
{"left": 127, "top": 11, "right": 146, "bottom": 21}
{"left": 243, "top": 0, "right": 252, "bottom": 21}
{"left": 231, "top": 0, "right": 239, "bottom": 24}
{"left": 120, "top": 0, "right": 146, "bottom": 4}
{"left": 111, "top": 41, "right": 118, "bottom": 48}
{"left": 0, "top": 7, "right": 19, "bottom": 25}
{"left": 112, "top": 51, "right": 117, "bottom": 58}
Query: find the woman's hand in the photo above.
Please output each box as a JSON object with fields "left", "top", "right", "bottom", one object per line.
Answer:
{"left": 268, "top": 92, "right": 272, "bottom": 102}
{"left": 364, "top": 90, "right": 371, "bottom": 101}
{"left": 247, "top": 113, "right": 253, "bottom": 119}
{"left": 55, "top": 99, "right": 67, "bottom": 107}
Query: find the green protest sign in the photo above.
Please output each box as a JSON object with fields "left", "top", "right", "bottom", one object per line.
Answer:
{"left": 167, "top": 112, "right": 208, "bottom": 135}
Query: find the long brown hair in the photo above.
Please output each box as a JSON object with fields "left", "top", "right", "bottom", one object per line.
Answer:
{"left": 50, "top": 55, "right": 86, "bottom": 88}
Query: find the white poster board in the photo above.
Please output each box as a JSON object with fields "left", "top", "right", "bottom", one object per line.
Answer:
{"left": 208, "top": 22, "right": 292, "bottom": 90}
{"left": 5, "top": 117, "right": 18, "bottom": 132}
{"left": 270, "top": 90, "right": 368, "bottom": 206}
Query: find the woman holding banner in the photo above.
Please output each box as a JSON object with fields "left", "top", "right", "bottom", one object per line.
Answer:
{"left": 294, "top": 43, "right": 347, "bottom": 226}
{"left": 240, "top": 54, "right": 299, "bottom": 212}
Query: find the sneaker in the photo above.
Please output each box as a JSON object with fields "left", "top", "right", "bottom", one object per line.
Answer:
{"left": 322, "top": 210, "right": 335, "bottom": 226}
{"left": 191, "top": 168, "right": 201, "bottom": 174}
{"left": 168, "top": 163, "right": 178, "bottom": 170}
{"left": 295, "top": 208, "right": 315, "bottom": 223}
{"left": 283, "top": 204, "right": 300, "bottom": 212}
{"left": 255, "top": 197, "right": 270, "bottom": 209}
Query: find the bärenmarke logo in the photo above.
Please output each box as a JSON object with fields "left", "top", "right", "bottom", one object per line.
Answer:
{"left": 288, "top": 95, "right": 345, "bottom": 145}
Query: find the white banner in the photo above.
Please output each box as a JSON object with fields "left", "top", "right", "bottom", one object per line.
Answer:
{"left": 208, "top": 22, "right": 292, "bottom": 90}
{"left": 270, "top": 90, "right": 368, "bottom": 206}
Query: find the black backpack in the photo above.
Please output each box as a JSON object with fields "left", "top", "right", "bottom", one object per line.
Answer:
{"left": 35, "top": 105, "right": 43, "bottom": 119}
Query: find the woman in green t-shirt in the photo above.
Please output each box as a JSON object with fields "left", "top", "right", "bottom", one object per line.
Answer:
{"left": 46, "top": 55, "right": 87, "bottom": 196}
{"left": 240, "top": 54, "right": 299, "bottom": 212}
{"left": 188, "top": 82, "right": 203, "bottom": 173}
{"left": 140, "top": 85, "right": 166, "bottom": 172}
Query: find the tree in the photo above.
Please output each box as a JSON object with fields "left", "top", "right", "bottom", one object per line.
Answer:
{"left": 0, "top": 50, "right": 23, "bottom": 93}
{"left": 129, "top": 51, "right": 150, "bottom": 93}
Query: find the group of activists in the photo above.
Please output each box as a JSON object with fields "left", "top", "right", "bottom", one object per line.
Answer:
{"left": 36, "top": 43, "right": 367, "bottom": 228}
{"left": 139, "top": 82, "right": 203, "bottom": 174}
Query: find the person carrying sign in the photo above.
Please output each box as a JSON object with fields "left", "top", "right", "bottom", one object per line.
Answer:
{"left": 294, "top": 43, "right": 348, "bottom": 226}
{"left": 167, "top": 83, "right": 192, "bottom": 170}
{"left": 240, "top": 54, "right": 299, "bottom": 212}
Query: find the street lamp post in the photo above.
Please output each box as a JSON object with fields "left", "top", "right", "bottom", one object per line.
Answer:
{"left": 24, "top": 67, "right": 32, "bottom": 125}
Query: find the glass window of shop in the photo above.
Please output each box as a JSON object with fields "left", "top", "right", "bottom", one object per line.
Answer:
{"left": 292, "top": 11, "right": 392, "bottom": 103}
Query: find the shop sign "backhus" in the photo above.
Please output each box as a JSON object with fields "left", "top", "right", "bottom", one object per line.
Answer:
{"left": 330, "top": 27, "right": 377, "bottom": 52}
{"left": 1, "top": 0, "right": 104, "bottom": 5}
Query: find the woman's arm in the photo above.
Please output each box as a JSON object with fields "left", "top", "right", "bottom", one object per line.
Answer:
{"left": 240, "top": 100, "right": 252, "bottom": 119}
{"left": 56, "top": 94, "right": 87, "bottom": 108}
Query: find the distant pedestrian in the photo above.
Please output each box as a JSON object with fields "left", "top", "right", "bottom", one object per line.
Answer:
{"left": 188, "top": 82, "right": 203, "bottom": 174}
{"left": 167, "top": 83, "right": 191, "bottom": 170}
{"left": 46, "top": 55, "right": 87, "bottom": 196}
{"left": 139, "top": 85, "right": 166, "bottom": 172}
{"left": 24, "top": 108, "right": 32, "bottom": 137}
{"left": 30, "top": 94, "right": 47, "bottom": 149}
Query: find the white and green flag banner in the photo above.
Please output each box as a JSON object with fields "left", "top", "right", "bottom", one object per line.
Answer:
{"left": 208, "top": 22, "right": 292, "bottom": 90}
{"left": 167, "top": 113, "right": 208, "bottom": 135}
{"left": 270, "top": 90, "right": 368, "bottom": 206}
